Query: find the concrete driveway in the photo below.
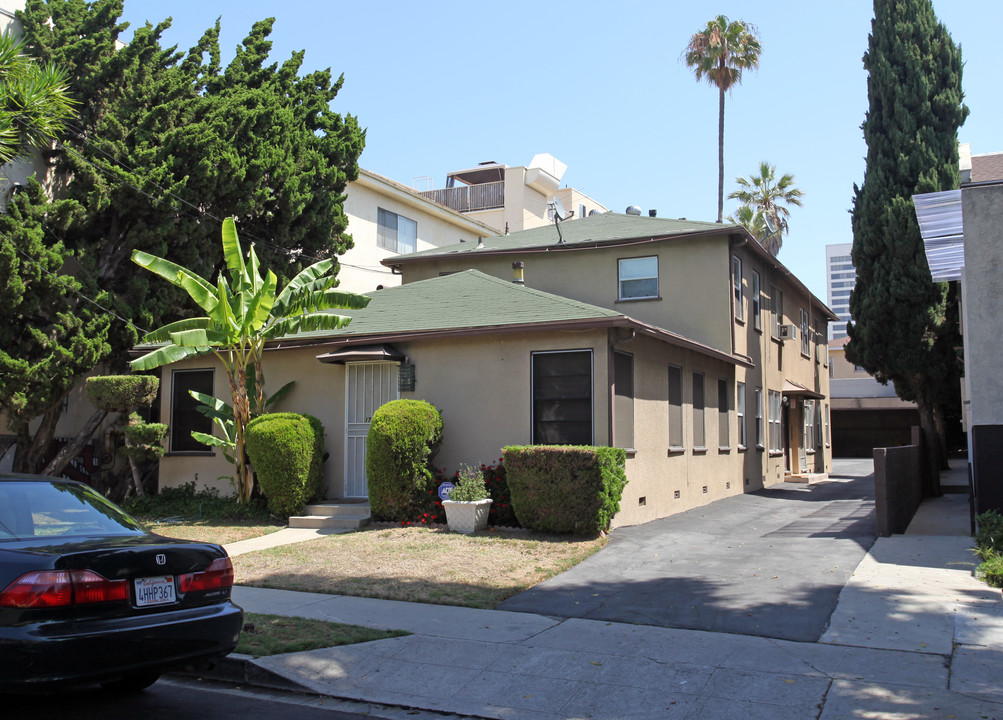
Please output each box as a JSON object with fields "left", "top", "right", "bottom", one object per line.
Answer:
{"left": 496, "top": 458, "right": 877, "bottom": 642}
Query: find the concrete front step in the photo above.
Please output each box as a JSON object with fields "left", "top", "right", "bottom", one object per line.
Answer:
{"left": 288, "top": 500, "right": 371, "bottom": 530}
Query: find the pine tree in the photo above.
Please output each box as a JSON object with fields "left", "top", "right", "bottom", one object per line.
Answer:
{"left": 847, "top": 0, "right": 967, "bottom": 490}
{"left": 6, "top": 0, "right": 365, "bottom": 477}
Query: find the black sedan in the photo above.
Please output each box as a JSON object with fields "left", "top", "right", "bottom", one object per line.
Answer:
{"left": 0, "top": 474, "right": 243, "bottom": 692}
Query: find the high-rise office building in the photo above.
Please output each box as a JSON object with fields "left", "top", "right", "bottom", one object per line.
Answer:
{"left": 826, "top": 243, "right": 855, "bottom": 340}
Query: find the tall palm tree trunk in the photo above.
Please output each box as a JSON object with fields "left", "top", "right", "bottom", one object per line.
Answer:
{"left": 717, "top": 86, "right": 726, "bottom": 223}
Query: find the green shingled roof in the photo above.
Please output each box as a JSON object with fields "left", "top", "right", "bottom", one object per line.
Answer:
{"left": 287, "top": 269, "right": 623, "bottom": 341}
{"left": 398, "top": 212, "right": 738, "bottom": 261}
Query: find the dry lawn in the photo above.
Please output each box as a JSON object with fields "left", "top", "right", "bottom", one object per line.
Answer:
{"left": 233, "top": 525, "right": 607, "bottom": 609}
{"left": 144, "top": 519, "right": 285, "bottom": 546}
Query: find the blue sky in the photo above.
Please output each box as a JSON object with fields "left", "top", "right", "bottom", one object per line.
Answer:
{"left": 118, "top": 1, "right": 1001, "bottom": 301}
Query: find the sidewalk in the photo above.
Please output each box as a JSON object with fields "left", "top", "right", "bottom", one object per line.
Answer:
{"left": 213, "top": 463, "right": 1003, "bottom": 720}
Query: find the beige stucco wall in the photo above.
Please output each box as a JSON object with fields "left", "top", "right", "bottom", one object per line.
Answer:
{"left": 399, "top": 234, "right": 734, "bottom": 353}
{"left": 156, "top": 325, "right": 777, "bottom": 528}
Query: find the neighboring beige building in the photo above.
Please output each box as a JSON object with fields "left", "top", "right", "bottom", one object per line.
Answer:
{"left": 337, "top": 169, "right": 497, "bottom": 293}
{"left": 418, "top": 153, "right": 608, "bottom": 235}
{"left": 827, "top": 337, "right": 919, "bottom": 457}
{"left": 155, "top": 213, "right": 835, "bottom": 528}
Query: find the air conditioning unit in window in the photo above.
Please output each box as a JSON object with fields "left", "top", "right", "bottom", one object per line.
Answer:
{"left": 777, "top": 324, "right": 798, "bottom": 341}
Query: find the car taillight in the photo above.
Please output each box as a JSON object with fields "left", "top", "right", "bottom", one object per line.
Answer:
{"left": 179, "top": 557, "right": 234, "bottom": 593}
{"left": 0, "top": 569, "right": 129, "bottom": 608}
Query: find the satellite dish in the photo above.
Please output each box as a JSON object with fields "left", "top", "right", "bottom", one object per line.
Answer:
{"left": 552, "top": 196, "right": 567, "bottom": 221}
{"left": 764, "top": 216, "right": 777, "bottom": 235}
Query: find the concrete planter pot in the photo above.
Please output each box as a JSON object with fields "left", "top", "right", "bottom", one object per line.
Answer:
{"left": 442, "top": 498, "right": 493, "bottom": 533}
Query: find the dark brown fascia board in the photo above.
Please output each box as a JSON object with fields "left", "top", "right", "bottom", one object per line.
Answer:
{"left": 264, "top": 316, "right": 752, "bottom": 369}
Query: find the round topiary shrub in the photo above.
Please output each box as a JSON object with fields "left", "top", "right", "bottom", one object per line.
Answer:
{"left": 86, "top": 375, "right": 159, "bottom": 412}
{"left": 245, "top": 412, "right": 325, "bottom": 518}
{"left": 366, "top": 399, "right": 443, "bottom": 522}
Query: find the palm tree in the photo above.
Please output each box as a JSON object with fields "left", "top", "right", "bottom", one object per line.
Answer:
{"left": 131, "top": 217, "right": 369, "bottom": 503}
{"left": 683, "top": 16, "right": 761, "bottom": 223}
{"left": 0, "top": 31, "right": 76, "bottom": 164}
{"left": 728, "top": 161, "right": 805, "bottom": 256}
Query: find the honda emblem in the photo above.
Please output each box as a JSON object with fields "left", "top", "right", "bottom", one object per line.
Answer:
{"left": 155, "top": 553, "right": 167, "bottom": 566}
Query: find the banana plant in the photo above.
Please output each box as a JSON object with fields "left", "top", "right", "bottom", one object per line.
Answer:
{"left": 131, "top": 217, "right": 369, "bottom": 503}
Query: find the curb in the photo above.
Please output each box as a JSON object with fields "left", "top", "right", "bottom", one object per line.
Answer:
{"left": 174, "top": 653, "right": 313, "bottom": 694}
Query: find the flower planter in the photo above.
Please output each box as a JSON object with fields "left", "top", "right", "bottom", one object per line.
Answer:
{"left": 442, "top": 498, "right": 493, "bottom": 533}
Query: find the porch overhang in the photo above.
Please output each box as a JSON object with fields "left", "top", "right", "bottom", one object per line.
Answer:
{"left": 782, "top": 380, "right": 824, "bottom": 400}
{"left": 316, "top": 344, "right": 406, "bottom": 364}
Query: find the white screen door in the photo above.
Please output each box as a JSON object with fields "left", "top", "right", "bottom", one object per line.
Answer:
{"left": 344, "top": 362, "right": 400, "bottom": 498}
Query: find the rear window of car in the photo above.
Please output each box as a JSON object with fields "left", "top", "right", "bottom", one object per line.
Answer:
{"left": 0, "top": 481, "right": 145, "bottom": 541}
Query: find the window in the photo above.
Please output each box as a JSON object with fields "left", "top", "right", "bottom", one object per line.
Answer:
{"left": 579, "top": 204, "right": 586, "bottom": 218}
{"left": 737, "top": 382, "right": 747, "bottom": 448}
{"left": 732, "top": 256, "right": 743, "bottom": 321}
{"left": 770, "top": 284, "right": 783, "bottom": 338}
{"left": 768, "top": 390, "right": 783, "bottom": 454}
{"left": 693, "top": 372, "right": 706, "bottom": 449}
{"left": 532, "top": 350, "right": 593, "bottom": 445}
{"left": 815, "top": 401, "right": 824, "bottom": 448}
{"left": 805, "top": 399, "right": 816, "bottom": 454}
{"left": 170, "top": 369, "right": 214, "bottom": 453}
{"left": 825, "top": 403, "right": 831, "bottom": 446}
{"left": 668, "top": 365, "right": 683, "bottom": 450}
{"left": 718, "top": 378, "right": 729, "bottom": 448}
{"left": 800, "top": 309, "right": 811, "bottom": 356}
{"left": 377, "top": 208, "right": 417, "bottom": 254}
{"left": 618, "top": 256, "right": 658, "bottom": 300}
{"left": 613, "top": 351, "right": 634, "bottom": 450}
{"left": 754, "top": 387, "right": 764, "bottom": 448}
{"left": 752, "top": 271, "right": 762, "bottom": 331}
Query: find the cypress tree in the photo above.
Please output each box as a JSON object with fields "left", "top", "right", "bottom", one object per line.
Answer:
{"left": 847, "top": 0, "right": 967, "bottom": 490}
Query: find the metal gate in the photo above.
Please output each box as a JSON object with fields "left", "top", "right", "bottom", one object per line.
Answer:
{"left": 344, "top": 362, "right": 399, "bottom": 498}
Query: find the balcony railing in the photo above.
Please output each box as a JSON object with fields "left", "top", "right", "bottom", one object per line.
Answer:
{"left": 420, "top": 181, "right": 504, "bottom": 213}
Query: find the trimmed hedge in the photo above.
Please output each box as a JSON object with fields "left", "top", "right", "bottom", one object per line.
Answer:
{"left": 245, "top": 413, "right": 325, "bottom": 518}
{"left": 86, "top": 375, "right": 159, "bottom": 412}
{"left": 502, "top": 445, "right": 627, "bottom": 535}
{"left": 366, "top": 400, "right": 442, "bottom": 522}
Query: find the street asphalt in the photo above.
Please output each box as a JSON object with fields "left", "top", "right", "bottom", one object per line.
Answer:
{"left": 496, "top": 458, "right": 877, "bottom": 642}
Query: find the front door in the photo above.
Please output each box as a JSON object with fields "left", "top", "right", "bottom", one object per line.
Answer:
{"left": 344, "top": 362, "right": 400, "bottom": 498}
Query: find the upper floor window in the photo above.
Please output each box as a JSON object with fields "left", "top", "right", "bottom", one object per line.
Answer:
{"left": 378, "top": 208, "right": 417, "bottom": 254}
{"left": 800, "top": 309, "right": 811, "bottom": 357}
{"left": 732, "top": 256, "right": 744, "bottom": 321}
{"left": 618, "top": 256, "right": 659, "bottom": 300}
{"left": 752, "top": 271, "right": 762, "bottom": 331}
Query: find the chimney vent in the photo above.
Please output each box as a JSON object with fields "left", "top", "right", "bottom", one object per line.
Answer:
{"left": 512, "top": 261, "right": 525, "bottom": 284}
{"left": 649, "top": 209, "right": 657, "bottom": 217}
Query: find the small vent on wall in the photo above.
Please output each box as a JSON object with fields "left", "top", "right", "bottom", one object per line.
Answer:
{"left": 702, "top": 486, "right": 708, "bottom": 494}
{"left": 674, "top": 490, "right": 681, "bottom": 499}
{"left": 638, "top": 497, "right": 646, "bottom": 506}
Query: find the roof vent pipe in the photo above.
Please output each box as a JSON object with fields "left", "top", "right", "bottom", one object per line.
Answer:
{"left": 649, "top": 209, "right": 657, "bottom": 217}
{"left": 512, "top": 261, "right": 525, "bottom": 285}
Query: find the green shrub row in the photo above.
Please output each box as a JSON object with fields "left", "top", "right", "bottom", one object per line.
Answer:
{"left": 123, "top": 481, "right": 270, "bottom": 521}
{"left": 246, "top": 413, "right": 325, "bottom": 518}
{"left": 502, "top": 445, "right": 627, "bottom": 535}
{"left": 975, "top": 510, "right": 1003, "bottom": 588}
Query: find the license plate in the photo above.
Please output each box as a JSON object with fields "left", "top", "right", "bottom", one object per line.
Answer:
{"left": 134, "top": 576, "right": 176, "bottom": 607}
